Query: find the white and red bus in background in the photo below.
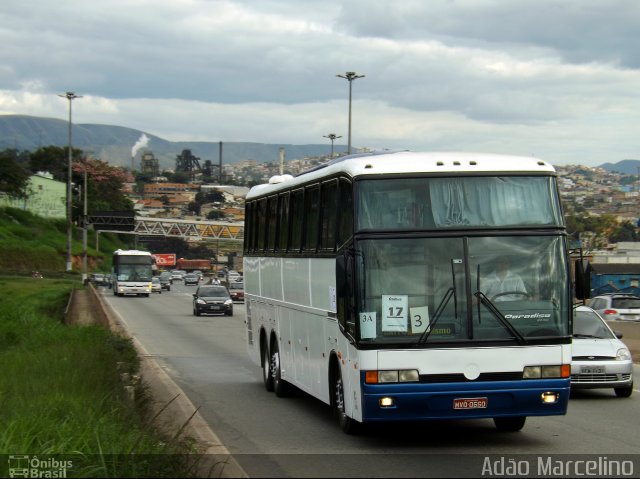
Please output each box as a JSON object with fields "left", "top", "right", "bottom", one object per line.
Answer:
{"left": 243, "top": 151, "right": 582, "bottom": 434}
{"left": 112, "top": 249, "right": 154, "bottom": 297}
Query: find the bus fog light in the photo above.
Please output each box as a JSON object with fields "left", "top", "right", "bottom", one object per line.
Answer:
{"left": 541, "top": 392, "right": 559, "bottom": 403}
{"left": 379, "top": 397, "right": 395, "bottom": 407}
{"left": 399, "top": 370, "right": 419, "bottom": 382}
{"left": 378, "top": 371, "right": 399, "bottom": 383}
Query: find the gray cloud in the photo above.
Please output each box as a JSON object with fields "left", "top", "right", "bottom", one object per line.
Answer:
{"left": 1, "top": 0, "right": 639, "bottom": 165}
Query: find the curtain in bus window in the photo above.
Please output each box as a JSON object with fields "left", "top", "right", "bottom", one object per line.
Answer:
{"left": 429, "top": 177, "right": 559, "bottom": 228}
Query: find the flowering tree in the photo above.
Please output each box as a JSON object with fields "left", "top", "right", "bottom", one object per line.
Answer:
{"left": 72, "top": 158, "right": 134, "bottom": 219}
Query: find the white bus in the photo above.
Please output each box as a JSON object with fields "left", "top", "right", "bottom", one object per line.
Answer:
{"left": 243, "top": 151, "right": 577, "bottom": 433}
{"left": 112, "top": 249, "right": 154, "bottom": 297}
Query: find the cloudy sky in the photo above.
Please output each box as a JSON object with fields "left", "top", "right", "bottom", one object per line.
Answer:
{"left": 1, "top": 0, "right": 639, "bottom": 165}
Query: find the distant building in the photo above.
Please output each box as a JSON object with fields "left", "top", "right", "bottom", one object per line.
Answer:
{"left": 0, "top": 172, "right": 65, "bottom": 219}
{"left": 140, "top": 150, "right": 160, "bottom": 177}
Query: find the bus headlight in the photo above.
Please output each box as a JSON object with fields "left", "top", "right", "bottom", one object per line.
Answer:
{"left": 365, "top": 370, "right": 419, "bottom": 384}
{"left": 523, "top": 365, "right": 570, "bottom": 379}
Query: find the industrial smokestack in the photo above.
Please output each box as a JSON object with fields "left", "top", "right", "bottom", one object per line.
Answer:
{"left": 279, "top": 147, "right": 285, "bottom": 175}
{"left": 219, "top": 141, "right": 223, "bottom": 184}
{"left": 131, "top": 133, "right": 149, "bottom": 172}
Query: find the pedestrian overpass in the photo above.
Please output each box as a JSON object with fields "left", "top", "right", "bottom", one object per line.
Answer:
{"left": 133, "top": 217, "right": 244, "bottom": 241}
{"left": 93, "top": 216, "right": 245, "bottom": 251}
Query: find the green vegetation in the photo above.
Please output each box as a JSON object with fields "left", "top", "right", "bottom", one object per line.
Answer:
{"left": 0, "top": 207, "right": 129, "bottom": 274}
{"left": 0, "top": 208, "right": 198, "bottom": 476}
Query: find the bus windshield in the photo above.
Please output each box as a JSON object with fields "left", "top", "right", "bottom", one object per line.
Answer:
{"left": 356, "top": 176, "right": 563, "bottom": 230}
{"left": 354, "top": 235, "right": 569, "bottom": 345}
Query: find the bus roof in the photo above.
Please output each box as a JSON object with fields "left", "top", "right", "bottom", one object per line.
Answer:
{"left": 246, "top": 151, "right": 556, "bottom": 199}
{"left": 113, "top": 249, "right": 153, "bottom": 256}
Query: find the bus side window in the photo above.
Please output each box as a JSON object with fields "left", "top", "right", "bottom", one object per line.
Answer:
{"left": 289, "top": 189, "right": 304, "bottom": 252}
{"left": 320, "top": 180, "right": 338, "bottom": 252}
{"left": 304, "top": 185, "right": 320, "bottom": 251}
{"left": 277, "top": 192, "right": 290, "bottom": 252}
{"left": 337, "top": 178, "right": 353, "bottom": 249}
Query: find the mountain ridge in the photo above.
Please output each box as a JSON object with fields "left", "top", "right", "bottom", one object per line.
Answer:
{"left": 0, "top": 114, "right": 344, "bottom": 170}
{"left": 2, "top": 114, "right": 640, "bottom": 173}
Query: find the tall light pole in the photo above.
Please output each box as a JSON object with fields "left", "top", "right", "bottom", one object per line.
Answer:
{"left": 336, "top": 72, "right": 364, "bottom": 155}
{"left": 323, "top": 133, "right": 342, "bottom": 158}
{"left": 82, "top": 157, "right": 89, "bottom": 285}
{"left": 58, "top": 91, "right": 82, "bottom": 272}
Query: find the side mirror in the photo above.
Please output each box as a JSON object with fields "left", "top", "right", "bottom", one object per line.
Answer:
{"left": 574, "top": 259, "right": 591, "bottom": 300}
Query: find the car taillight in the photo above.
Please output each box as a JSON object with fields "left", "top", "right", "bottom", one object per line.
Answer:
{"left": 603, "top": 309, "right": 618, "bottom": 315}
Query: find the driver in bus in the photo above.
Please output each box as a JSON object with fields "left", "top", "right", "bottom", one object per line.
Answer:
{"left": 482, "top": 258, "right": 528, "bottom": 302}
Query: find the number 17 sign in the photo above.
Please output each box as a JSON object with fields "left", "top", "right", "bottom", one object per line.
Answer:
{"left": 382, "top": 295, "right": 408, "bottom": 332}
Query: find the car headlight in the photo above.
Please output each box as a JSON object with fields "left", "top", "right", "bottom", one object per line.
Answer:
{"left": 616, "top": 348, "right": 632, "bottom": 361}
{"left": 225, "top": 299, "right": 233, "bottom": 305}
{"left": 196, "top": 298, "right": 206, "bottom": 304}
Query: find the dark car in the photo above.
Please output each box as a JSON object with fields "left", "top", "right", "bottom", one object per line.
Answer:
{"left": 228, "top": 281, "right": 244, "bottom": 302}
{"left": 193, "top": 285, "right": 233, "bottom": 316}
{"left": 159, "top": 271, "right": 172, "bottom": 291}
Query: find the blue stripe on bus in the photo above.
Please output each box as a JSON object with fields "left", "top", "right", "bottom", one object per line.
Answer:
{"left": 361, "top": 377, "right": 570, "bottom": 422}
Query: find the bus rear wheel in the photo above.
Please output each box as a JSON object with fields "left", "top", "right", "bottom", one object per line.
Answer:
{"left": 271, "top": 341, "right": 291, "bottom": 397}
{"left": 493, "top": 416, "right": 526, "bottom": 432}
{"left": 262, "top": 344, "right": 274, "bottom": 392}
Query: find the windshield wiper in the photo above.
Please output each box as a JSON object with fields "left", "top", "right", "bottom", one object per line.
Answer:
{"left": 474, "top": 291, "right": 528, "bottom": 345}
{"left": 573, "top": 333, "right": 600, "bottom": 339}
{"left": 419, "top": 287, "right": 454, "bottom": 344}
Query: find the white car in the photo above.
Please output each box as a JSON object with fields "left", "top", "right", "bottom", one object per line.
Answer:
{"left": 151, "top": 277, "right": 162, "bottom": 294}
{"left": 571, "top": 305, "right": 633, "bottom": 397}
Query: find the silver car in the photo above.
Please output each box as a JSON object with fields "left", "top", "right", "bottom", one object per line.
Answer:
{"left": 571, "top": 305, "right": 633, "bottom": 397}
{"left": 588, "top": 293, "right": 640, "bottom": 321}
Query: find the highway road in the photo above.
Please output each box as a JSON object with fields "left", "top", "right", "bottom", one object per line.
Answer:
{"left": 101, "top": 282, "right": 640, "bottom": 477}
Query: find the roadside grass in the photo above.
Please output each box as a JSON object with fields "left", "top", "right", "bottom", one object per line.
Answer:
{"left": 0, "top": 277, "right": 197, "bottom": 477}
{"left": 0, "top": 207, "right": 125, "bottom": 274}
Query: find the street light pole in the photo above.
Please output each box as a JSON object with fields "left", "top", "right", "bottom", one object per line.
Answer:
{"left": 323, "top": 133, "right": 342, "bottom": 158}
{"left": 58, "top": 91, "right": 82, "bottom": 272}
{"left": 336, "top": 72, "right": 364, "bottom": 155}
{"left": 82, "top": 159, "right": 88, "bottom": 285}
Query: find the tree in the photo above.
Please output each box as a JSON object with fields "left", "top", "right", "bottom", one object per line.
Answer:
{"left": 609, "top": 222, "right": 639, "bottom": 243}
{"left": 0, "top": 149, "right": 30, "bottom": 198}
{"left": 206, "top": 210, "right": 225, "bottom": 220}
{"left": 29, "top": 146, "right": 82, "bottom": 182}
{"left": 72, "top": 158, "right": 133, "bottom": 222}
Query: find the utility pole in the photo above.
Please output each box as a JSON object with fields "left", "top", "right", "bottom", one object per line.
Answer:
{"left": 58, "top": 91, "right": 82, "bottom": 272}
{"left": 336, "top": 72, "right": 364, "bottom": 155}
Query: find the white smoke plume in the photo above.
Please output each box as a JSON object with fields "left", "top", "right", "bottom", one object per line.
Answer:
{"left": 131, "top": 133, "right": 149, "bottom": 157}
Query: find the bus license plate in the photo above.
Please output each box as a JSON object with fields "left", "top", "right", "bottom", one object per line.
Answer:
{"left": 453, "top": 397, "right": 488, "bottom": 410}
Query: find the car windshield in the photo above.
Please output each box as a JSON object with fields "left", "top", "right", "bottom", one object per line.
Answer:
{"left": 152, "top": 277, "right": 160, "bottom": 283}
{"left": 574, "top": 309, "right": 615, "bottom": 339}
{"left": 198, "top": 287, "right": 228, "bottom": 297}
{"left": 229, "top": 283, "right": 243, "bottom": 290}
{"left": 611, "top": 298, "right": 640, "bottom": 309}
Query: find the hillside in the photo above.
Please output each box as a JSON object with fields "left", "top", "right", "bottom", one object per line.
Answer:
{"left": 0, "top": 114, "right": 343, "bottom": 171}
{"left": 598, "top": 159, "right": 640, "bottom": 175}
{"left": 0, "top": 206, "right": 128, "bottom": 274}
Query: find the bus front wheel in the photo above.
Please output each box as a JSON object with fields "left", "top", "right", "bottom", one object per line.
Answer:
{"left": 332, "top": 368, "right": 360, "bottom": 435}
{"left": 493, "top": 416, "right": 526, "bottom": 432}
